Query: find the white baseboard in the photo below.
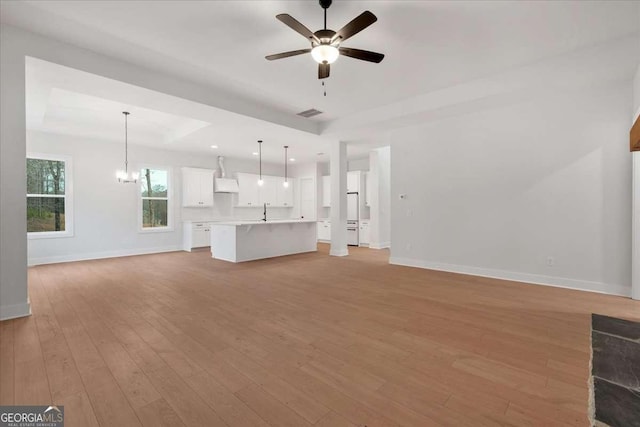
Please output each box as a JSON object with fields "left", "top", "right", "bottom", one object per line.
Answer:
{"left": 370, "top": 241, "right": 390, "bottom": 249}
{"left": 389, "top": 256, "right": 631, "bottom": 297}
{"left": 28, "top": 245, "right": 183, "bottom": 266}
{"left": 0, "top": 301, "right": 31, "bottom": 321}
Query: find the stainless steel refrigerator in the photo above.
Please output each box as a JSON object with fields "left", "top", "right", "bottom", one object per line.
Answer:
{"left": 347, "top": 192, "right": 359, "bottom": 246}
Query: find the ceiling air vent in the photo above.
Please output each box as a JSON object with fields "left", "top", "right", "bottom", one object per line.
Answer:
{"left": 297, "top": 108, "right": 323, "bottom": 118}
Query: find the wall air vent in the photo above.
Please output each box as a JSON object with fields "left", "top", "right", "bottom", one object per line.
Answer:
{"left": 297, "top": 108, "right": 323, "bottom": 118}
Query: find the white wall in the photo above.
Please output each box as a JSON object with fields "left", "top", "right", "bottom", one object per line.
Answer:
{"left": 634, "top": 64, "right": 640, "bottom": 120}
{"left": 390, "top": 82, "right": 633, "bottom": 296}
{"left": 26, "top": 131, "right": 294, "bottom": 265}
{"left": 348, "top": 157, "right": 370, "bottom": 172}
{"left": 368, "top": 147, "right": 391, "bottom": 249}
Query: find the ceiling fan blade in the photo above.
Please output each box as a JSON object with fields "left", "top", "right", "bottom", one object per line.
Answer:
{"left": 265, "top": 49, "right": 311, "bottom": 61}
{"left": 339, "top": 47, "right": 384, "bottom": 63}
{"left": 318, "top": 63, "right": 330, "bottom": 79}
{"left": 276, "top": 14, "right": 320, "bottom": 43}
{"left": 333, "top": 11, "right": 377, "bottom": 42}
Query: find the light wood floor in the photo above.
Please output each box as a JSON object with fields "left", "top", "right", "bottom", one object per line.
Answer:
{"left": 1, "top": 244, "right": 638, "bottom": 427}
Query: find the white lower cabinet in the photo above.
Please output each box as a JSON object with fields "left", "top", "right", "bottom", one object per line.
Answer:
{"left": 183, "top": 221, "right": 211, "bottom": 251}
{"left": 317, "top": 220, "right": 331, "bottom": 241}
{"left": 359, "top": 221, "right": 370, "bottom": 246}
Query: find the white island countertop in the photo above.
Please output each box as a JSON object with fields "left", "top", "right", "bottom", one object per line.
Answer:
{"left": 210, "top": 220, "right": 317, "bottom": 262}
{"left": 210, "top": 219, "right": 317, "bottom": 226}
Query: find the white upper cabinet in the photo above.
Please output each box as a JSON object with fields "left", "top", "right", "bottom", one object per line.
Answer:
{"left": 276, "top": 177, "right": 294, "bottom": 207}
{"left": 236, "top": 173, "right": 294, "bottom": 208}
{"left": 365, "top": 172, "right": 371, "bottom": 207}
{"left": 259, "top": 175, "right": 278, "bottom": 207}
{"left": 322, "top": 175, "right": 331, "bottom": 207}
{"left": 236, "top": 173, "right": 260, "bottom": 207}
{"left": 182, "top": 167, "right": 214, "bottom": 207}
{"left": 347, "top": 171, "right": 360, "bottom": 193}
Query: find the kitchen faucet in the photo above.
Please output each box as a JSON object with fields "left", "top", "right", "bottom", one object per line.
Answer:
{"left": 262, "top": 203, "right": 267, "bottom": 222}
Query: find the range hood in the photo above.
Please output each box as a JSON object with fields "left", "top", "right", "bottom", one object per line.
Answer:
{"left": 214, "top": 156, "right": 239, "bottom": 193}
{"left": 215, "top": 178, "right": 239, "bottom": 193}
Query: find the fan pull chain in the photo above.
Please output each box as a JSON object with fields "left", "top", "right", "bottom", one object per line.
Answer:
{"left": 322, "top": 81, "right": 327, "bottom": 97}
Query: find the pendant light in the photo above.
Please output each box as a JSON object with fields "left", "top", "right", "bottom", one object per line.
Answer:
{"left": 257, "top": 140, "right": 264, "bottom": 186}
{"left": 116, "top": 112, "right": 139, "bottom": 183}
{"left": 283, "top": 145, "right": 289, "bottom": 188}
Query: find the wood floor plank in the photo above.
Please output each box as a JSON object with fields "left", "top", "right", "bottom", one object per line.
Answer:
{"left": 0, "top": 320, "right": 15, "bottom": 405}
{"left": 6, "top": 244, "right": 637, "bottom": 427}
{"left": 30, "top": 273, "right": 86, "bottom": 402}
{"left": 218, "top": 347, "right": 331, "bottom": 424}
{"left": 235, "top": 383, "right": 313, "bottom": 427}
{"left": 315, "top": 411, "right": 358, "bottom": 427}
{"left": 12, "top": 316, "right": 51, "bottom": 405}
{"left": 184, "top": 371, "right": 270, "bottom": 427}
{"left": 135, "top": 398, "right": 186, "bottom": 427}
{"left": 60, "top": 390, "right": 100, "bottom": 427}
{"left": 81, "top": 366, "right": 143, "bottom": 427}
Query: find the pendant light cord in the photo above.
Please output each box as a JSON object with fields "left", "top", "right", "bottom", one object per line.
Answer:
{"left": 284, "top": 146, "right": 288, "bottom": 183}
{"left": 123, "top": 111, "right": 130, "bottom": 174}
{"left": 258, "top": 140, "right": 263, "bottom": 180}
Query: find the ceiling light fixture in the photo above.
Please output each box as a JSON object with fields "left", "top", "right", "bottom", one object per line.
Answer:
{"left": 210, "top": 145, "right": 218, "bottom": 149}
{"left": 265, "top": 0, "right": 384, "bottom": 80}
{"left": 116, "top": 112, "right": 139, "bottom": 184}
{"left": 289, "top": 158, "right": 296, "bottom": 162}
{"left": 252, "top": 152, "right": 259, "bottom": 156}
{"left": 311, "top": 44, "right": 339, "bottom": 64}
{"left": 257, "top": 140, "right": 264, "bottom": 186}
{"left": 283, "top": 146, "right": 289, "bottom": 188}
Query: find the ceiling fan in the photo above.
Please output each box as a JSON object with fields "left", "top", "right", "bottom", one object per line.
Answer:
{"left": 265, "top": 0, "right": 384, "bottom": 79}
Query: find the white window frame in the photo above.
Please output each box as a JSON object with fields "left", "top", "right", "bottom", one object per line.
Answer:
{"left": 27, "top": 153, "right": 74, "bottom": 239}
{"left": 138, "top": 165, "right": 173, "bottom": 233}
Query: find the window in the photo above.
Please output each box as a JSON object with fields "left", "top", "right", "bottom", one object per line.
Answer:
{"left": 140, "top": 167, "right": 171, "bottom": 231}
{"left": 27, "top": 154, "right": 73, "bottom": 238}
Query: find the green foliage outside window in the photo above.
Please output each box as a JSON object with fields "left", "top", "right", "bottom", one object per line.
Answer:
{"left": 141, "top": 168, "right": 169, "bottom": 228}
{"left": 27, "top": 158, "right": 66, "bottom": 232}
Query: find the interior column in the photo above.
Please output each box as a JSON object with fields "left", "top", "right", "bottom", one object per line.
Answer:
{"left": 0, "top": 27, "right": 30, "bottom": 320}
{"left": 329, "top": 140, "right": 348, "bottom": 256}
{"left": 633, "top": 151, "right": 640, "bottom": 300}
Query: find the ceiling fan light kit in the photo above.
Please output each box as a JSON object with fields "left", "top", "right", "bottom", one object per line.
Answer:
{"left": 266, "top": 0, "right": 384, "bottom": 79}
{"left": 311, "top": 44, "right": 339, "bottom": 64}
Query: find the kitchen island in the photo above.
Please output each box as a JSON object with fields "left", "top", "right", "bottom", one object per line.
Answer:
{"left": 210, "top": 220, "right": 317, "bottom": 262}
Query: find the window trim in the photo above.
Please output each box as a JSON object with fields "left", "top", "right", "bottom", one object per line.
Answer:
{"left": 26, "top": 152, "right": 74, "bottom": 239}
{"left": 137, "top": 165, "right": 173, "bottom": 233}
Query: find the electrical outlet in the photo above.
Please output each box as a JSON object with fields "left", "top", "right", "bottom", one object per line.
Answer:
{"left": 547, "top": 256, "right": 554, "bottom": 267}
